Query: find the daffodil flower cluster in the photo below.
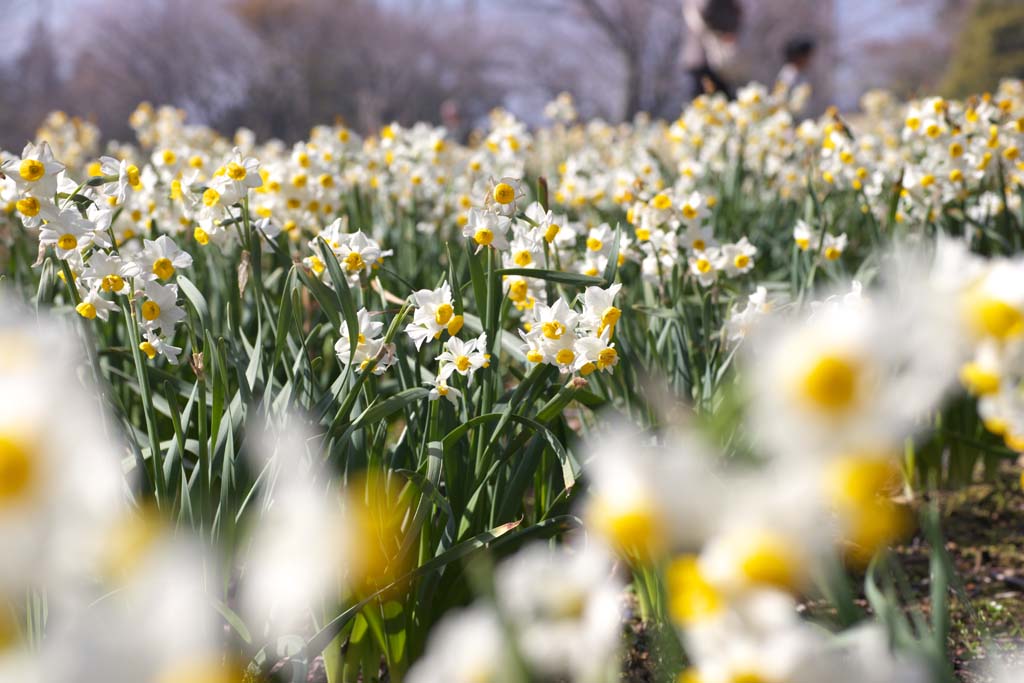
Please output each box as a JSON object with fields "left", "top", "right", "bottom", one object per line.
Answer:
{"left": 519, "top": 285, "right": 622, "bottom": 376}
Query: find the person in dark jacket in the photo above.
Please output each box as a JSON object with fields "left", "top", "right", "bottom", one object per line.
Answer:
{"left": 681, "top": 0, "right": 743, "bottom": 99}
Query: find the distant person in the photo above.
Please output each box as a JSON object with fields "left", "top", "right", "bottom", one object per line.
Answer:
{"left": 777, "top": 36, "right": 816, "bottom": 92}
{"left": 440, "top": 99, "right": 466, "bottom": 143}
{"left": 681, "top": 0, "right": 743, "bottom": 100}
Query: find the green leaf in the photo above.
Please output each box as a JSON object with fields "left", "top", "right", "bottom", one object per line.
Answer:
{"left": 495, "top": 267, "right": 605, "bottom": 287}
{"left": 178, "top": 275, "right": 212, "bottom": 332}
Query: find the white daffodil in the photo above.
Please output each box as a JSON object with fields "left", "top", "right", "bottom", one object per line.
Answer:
{"left": 822, "top": 233, "right": 848, "bottom": 261}
{"left": 138, "top": 331, "right": 182, "bottom": 364}
{"left": 406, "top": 605, "right": 517, "bottom": 683}
{"left": 681, "top": 223, "right": 717, "bottom": 253}
{"left": 527, "top": 298, "right": 579, "bottom": 371}
{"left": 494, "top": 543, "right": 623, "bottom": 682}
{"left": 523, "top": 201, "right": 558, "bottom": 243}
{"left": 406, "top": 282, "right": 462, "bottom": 349}
{"left": 463, "top": 208, "right": 510, "bottom": 253}
{"left": 574, "top": 333, "right": 619, "bottom": 375}
{"left": 38, "top": 205, "right": 107, "bottom": 259}
{"left": 689, "top": 249, "right": 720, "bottom": 287}
{"left": 335, "top": 307, "right": 388, "bottom": 373}
{"left": 579, "top": 283, "right": 622, "bottom": 338}
{"left": 718, "top": 237, "right": 758, "bottom": 276}
{"left": 138, "top": 281, "right": 185, "bottom": 336}
{"left": 12, "top": 194, "right": 56, "bottom": 230}
{"left": 436, "top": 333, "right": 489, "bottom": 384}
{"left": 725, "top": 286, "right": 774, "bottom": 344}
{"left": 504, "top": 231, "right": 543, "bottom": 270}
{"left": 219, "top": 147, "right": 263, "bottom": 199}
{"left": 680, "top": 589, "right": 826, "bottom": 683}
{"left": 334, "top": 230, "right": 383, "bottom": 284}
{"left": 0, "top": 297, "right": 124, "bottom": 597}
{"left": 428, "top": 376, "right": 462, "bottom": 405}
{"left": 748, "top": 273, "right": 964, "bottom": 462}
{"left": 678, "top": 190, "right": 710, "bottom": 225}
{"left": 792, "top": 219, "right": 817, "bottom": 251}
{"left": 74, "top": 283, "right": 118, "bottom": 322}
{"left": 79, "top": 253, "right": 138, "bottom": 297}
{"left": 138, "top": 235, "right": 193, "bottom": 282}
{"left": 1, "top": 142, "right": 64, "bottom": 198}
{"left": 239, "top": 414, "right": 350, "bottom": 641}
{"left": 99, "top": 155, "right": 144, "bottom": 204}
{"left": 584, "top": 223, "right": 615, "bottom": 255}
{"left": 485, "top": 176, "right": 525, "bottom": 216}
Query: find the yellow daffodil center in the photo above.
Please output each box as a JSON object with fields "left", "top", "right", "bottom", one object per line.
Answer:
{"left": 737, "top": 532, "right": 800, "bottom": 591}
{"left": 800, "top": 353, "right": 860, "bottom": 414}
{"left": 682, "top": 204, "right": 698, "bottom": 220}
{"left": 509, "top": 279, "right": 528, "bottom": 301}
{"left": 597, "top": 347, "right": 618, "bottom": 369}
{"left": 193, "top": 227, "right": 209, "bottom": 246}
{"left": 16, "top": 197, "right": 40, "bottom": 217}
{"left": 141, "top": 301, "right": 161, "bottom": 321}
{"left": 652, "top": 193, "right": 672, "bottom": 210}
{"left": 101, "top": 274, "right": 125, "bottom": 292}
{"left": 526, "top": 348, "right": 544, "bottom": 363}
{"left": 474, "top": 227, "right": 494, "bottom": 246}
{"left": 692, "top": 238, "right": 706, "bottom": 251}
{"left": 542, "top": 320, "right": 566, "bottom": 340}
{"left": 155, "top": 659, "right": 245, "bottom": 683}
{"left": 599, "top": 306, "right": 621, "bottom": 335}
{"left": 226, "top": 162, "right": 247, "bottom": 181}
{"left": 827, "top": 455, "right": 903, "bottom": 508}
{"left": 513, "top": 250, "right": 532, "bottom": 267}
{"left": 555, "top": 348, "right": 575, "bottom": 365}
{"left": 960, "top": 362, "right": 1000, "bottom": 395}
{"left": 969, "top": 297, "right": 1024, "bottom": 340}
{"left": 124, "top": 165, "right": 141, "bottom": 189}
{"left": 434, "top": 303, "right": 454, "bottom": 326}
{"left": 0, "top": 433, "right": 35, "bottom": 506}
{"left": 733, "top": 254, "right": 751, "bottom": 270}
{"left": 667, "top": 555, "right": 722, "bottom": 625}
{"left": 493, "top": 182, "right": 515, "bottom": 204}
{"left": 447, "top": 314, "right": 464, "bottom": 336}
{"left": 343, "top": 251, "right": 365, "bottom": 272}
{"left": 544, "top": 224, "right": 560, "bottom": 242}
{"left": 75, "top": 302, "right": 97, "bottom": 319}
{"left": 57, "top": 233, "right": 78, "bottom": 251}
{"left": 19, "top": 159, "right": 44, "bottom": 182}
{"left": 455, "top": 355, "right": 471, "bottom": 372}
{"left": 308, "top": 255, "right": 325, "bottom": 274}
{"left": 590, "top": 494, "right": 663, "bottom": 561}
{"left": 795, "top": 237, "right": 810, "bottom": 250}
{"left": 139, "top": 341, "right": 157, "bottom": 360}
{"left": 824, "top": 246, "right": 841, "bottom": 261}
{"left": 586, "top": 236, "right": 603, "bottom": 252}
{"left": 696, "top": 258, "right": 712, "bottom": 273}
{"left": 202, "top": 188, "right": 220, "bottom": 207}
{"left": 152, "top": 257, "right": 175, "bottom": 280}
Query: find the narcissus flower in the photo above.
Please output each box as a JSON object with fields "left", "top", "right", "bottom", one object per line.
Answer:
{"left": 463, "top": 208, "right": 510, "bottom": 252}
{"left": 436, "top": 333, "right": 489, "bottom": 383}
{"left": 406, "top": 282, "right": 462, "bottom": 349}
{"left": 139, "top": 281, "right": 186, "bottom": 336}
{"left": 138, "top": 235, "right": 193, "bottom": 282}
{"left": 2, "top": 141, "right": 65, "bottom": 198}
